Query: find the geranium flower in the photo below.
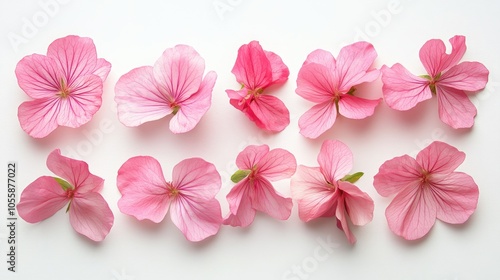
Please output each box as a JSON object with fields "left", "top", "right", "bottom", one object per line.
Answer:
{"left": 115, "top": 45, "right": 217, "bottom": 133}
{"left": 15, "top": 35, "right": 111, "bottom": 138}
{"left": 17, "top": 149, "right": 114, "bottom": 242}
{"left": 381, "top": 35, "right": 489, "bottom": 128}
{"left": 223, "top": 145, "right": 296, "bottom": 227}
{"left": 290, "top": 140, "right": 374, "bottom": 244}
{"left": 226, "top": 41, "right": 290, "bottom": 132}
{"left": 296, "top": 42, "right": 381, "bottom": 139}
{"left": 373, "top": 141, "right": 479, "bottom": 240}
{"left": 117, "top": 156, "right": 223, "bottom": 242}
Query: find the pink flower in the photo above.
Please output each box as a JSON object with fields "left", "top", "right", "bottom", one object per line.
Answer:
{"left": 223, "top": 145, "right": 296, "bottom": 227}
{"left": 117, "top": 156, "right": 223, "bottom": 242}
{"left": 290, "top": 140, "right": 374, "bottom": 244}
{"left": 381, "top": 35, "right": 489, "bottom": 128}
{"left": 17, "top": 149, "right": 114, "bottom": 242}
{"left": 226, "top": 41, "right": 290, "bottom": 132}
{"left": 115, "top": 45, "right": 217, "bottom": 133}
{"left": 296, "top": 42, "right": 381, "bottom": 139}
{"left": 373, "top": 141, "right": 479, "bottom": 240}
{"left": 15, "top": 35, "right": 111, "bottom": 138}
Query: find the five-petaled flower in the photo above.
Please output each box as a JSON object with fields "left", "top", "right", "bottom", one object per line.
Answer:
{"left": 223, "top": 145, "right": 296, "bottom": 227}
{"left": 226, "top": 41, "right": 291, "bottom": 132}
{"left": 15, "top": 35, "right": 111, "bottom": 138}
{"left": 290, "top": 140, "right": 374, "bottom": 244}
{"left": 117, "top": 156, "right": 223, "bottom": 242}
{"left": 381, "top": 35, "right": 489, "bottom": 128}
{"left": 373, "top": 141, "right": 479, "bottom": 240}
{"left": 115, "top": 45, "right": 217, "bottom": 133}
{"left": 17, "top": 149, "right": 114, "bottom": 242}
{"left": 296, "top": 42, "right": 381, "bottom": 139}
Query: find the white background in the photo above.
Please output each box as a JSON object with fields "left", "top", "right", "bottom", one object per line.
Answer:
{"left": 1, "top": 0, "right": 500, "bottom": 279}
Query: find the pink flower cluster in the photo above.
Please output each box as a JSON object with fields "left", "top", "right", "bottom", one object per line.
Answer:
{"left": 15, "top": 35, "right": 485, "bottom": 243}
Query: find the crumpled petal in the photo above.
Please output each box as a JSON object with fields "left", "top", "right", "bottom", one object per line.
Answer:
{"left": 439, "top": 61, "right": 489, "bottom": 91}
{"left": 338, "top": 94, "right": 381, "bottom": 119}
{"left": 335, "top": 41, "right": 379, "bottom": 92}
{"left": 15, "top": 54, "right": 62, "bottom": 99}
{"left": 223, "top": 179, "right": 256, "bottom": 227}
{"left": 231, "top": 41, "right": 273, "bottom": 89}
{"left": 172, "top": 157, "right": 221, "bottom": 200}
{"left": 419, "top": 35, "right": 466, "bottom": 77}
{"left": 251, "top": 177, "right": 292, "bottom": 220}
{"left": 436, "top": 85, "right": 477, "bottom": 128}
{"left": 257, "top": 148, "right": 297, "bottom": 181}
{"left": 338, "top": 181, "right": 374, "bottom": 226}
{"left": 416, "top": 141, "right": 465, "bottom": 175}
{"left": 236, "top": 145, "right": 270, "bottom": 170}
{"left": 298, "top": 101, "right": 337, "bottom": 139}
{"left": 373, "top": 155, "right": 421, "bottom": 197}
{"left": 335, "top": 195, "right": 356, "bottom": 244}
{"left": 317, "top": 140, "right": 353, "bottom": 183}
{"left": 70, "top": 192, "right": 114, "bottom": 242}
{"left": 246, "top": 94, "right": 290, "bottom": 132}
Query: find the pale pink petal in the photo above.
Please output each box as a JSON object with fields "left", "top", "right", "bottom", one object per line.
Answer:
{"left": 338, "top": 95, "right": 381, "bottom": 119}
{"left": 153, "top": 45, "right": 204, "bottom": 102}
{"left": 257, "top": 148, "right": 297, "bottom": 181}
{"left": 115, "top": 66, "right": 173, "bottom": 127}
{"left": 251, "top": 177, "right": 292, "bottom": 220}
{"left": 70, "top": 192, "right": 114, "bottom": 242}
{"left": 416, "top": 141, "right": 465, "bottom": 175}
{"left": 337, "top": 181, "right": 374, "bottom": 226}
{"left": 18, "top": 97, "right": 60, "bottom": 138}
{"left": 172, "top": 157, "right": 221, "bottom": 199}
{"left": 318, "top": 140, "right": 353, "bottom": 183}
{"left": 246, "top": 94, "right": 290, "bottom": 132}
{"left": 223, "top": 179, "right": 256, "bottom": 227}
{"left": 385, "top": 185, "right": 437, "bottom": 240}
{"left": 170, "top": 197, "right": 222, "bottom": 242}
{"left": 436, "top": 85, "right": 477, "bottom": 128}
{"left": 264, "top": 49, "right": 289, "bottom": 85}
{"left": 381, "top": 64, "right": 432, "bottom": 110}
{"left": 439, "top": 61, "right": 489, "bottom": 91}
{"left": 303, "top": 49, "right": 336, "bottom": 71}
{"left": 373, "top": 155, "right": 422, "bottom": 197}
{"left": 46, "top": 149, "right": 104, "bottom": 193}
{"left": 231, "top": 41, "right": 273, "bottom": 89}
{"left": 290, "top": 165, "right": 336, "bottom": 222}
{"left": 170, "top": 71, "right": 216, "bottom": 133}
{"left": 117, "top": 156, "right": 170, "bottom": 223}
{"left": 419, "top": 36, "right": 466, "bottom": 77}
{"left": 335, "top": 196, "right": 356, "bottom": 244}
{"left": 335, "top": 41, "right": 379, "bottom": 92}
{"left": 17, "top": 176, "right": 68, "bottom": 223}
{"left": 236, "top": 145, "right": 270, "bottom": 170}
{"left": 296, "top": 63, "right": 335, "bottom": 103}
{"left": 15, "top": 54, "right": 62, "bottom": 99}
{"left": 431, "top": 172, "right": 479, "bottom": 224}
{"left": 93, "top": 58, "right": 112, "bottom": 82}
{"left": 298, "top": 101, "right": 337, "bottom": 139}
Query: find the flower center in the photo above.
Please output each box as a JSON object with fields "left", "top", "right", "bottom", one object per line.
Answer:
{"left": 66, "top": 189, "right": 75, "bottom": 199}
{"left": 420, "top": 170, "right": 430, "bottom": 185}
{"left": 57, "top": 79, "right": 71, "bottom": 98}
{"left": 167, "top": 182, "right": 180, "bottom": 198}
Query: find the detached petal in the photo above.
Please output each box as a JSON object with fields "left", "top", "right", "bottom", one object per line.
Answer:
{"left": 416, "top": 141, "right": 465, "bottom": 175}
{"left": 257, "top": 148, "right": 297, "bottom": 181}
{"left": 296, "top": 63, "right": 335, "bottom": 103}
{"left": 248, "top": 94, "right": 290, "bottom": 132}
{"left": 264, "top": 49, "right": 289, "bottom": 85}
{"left": 436, "top": 86, "right": 477, "bottom": 128}
{"left": 17, "top": 176, "right": 68, "bottom": 223}
{"left": 419, "top": 35, "right": 466, "bottom": 77}
{"left": 70, "top": 192, "right": 114, "bottom": 242}
{"left": 15, "top": 54, "right": 61, "bottom": 99}
{"left": 338, "top": 95, "right": 381, "bottom": 119}
{"left": 231, "top": 41, "right": 273, "bottom": 89}
{"left": 236, "top": 145, "right": 270, "bottom": 170}
{"left": 335, "top": 41, "right": 378, "bottom": 92}
{"left": 439, "top": 61, "right": 489, "bottom": 91}
{"left": 18, "top": 97, "right": 60, "bottom": 138}
{"left": 223, "top": 179, "right": 256, "bottom": 227}
{"left": 318, "top": 140, "right": 353, "bottom": 182}
{"left": 338, "top": 181, "right": 374, "bottom": 226}
{"left": 172, "top": 157, "right": 221, "bottom": 199}
{"left": 251, "top": 177, "right": 292, "bottom": 220}
{"left": 373, "top": 155, "right": 421, "bottom": 197}
{"left": 298, "top": 101, "right": 337, "bottom": 139}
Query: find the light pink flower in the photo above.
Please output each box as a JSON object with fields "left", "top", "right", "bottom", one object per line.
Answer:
{"left": 296, "top": 42, "right": 381, "bottom": 139}
{"left": 115, "top": 45, "right": 217, "bottom": 133}
{"left": 373, "top": 141, "right": 479, "bottom": 240}
{"left": 226, "top": 41, "right": 290, "bottom": 132}
{"left": 223, "top": 145, "right": 296, "bottom": 227}
{"left": 381, "top": 35, "right": 489, "bottom": 128}
{"left": 117, "top": 156, "right": 222, "bottom": 242}
{"left": 15, "top": 35, "right": 111, "bottom": 138}
{"left": 291, "top": 140, "right": 374, "bottom": 244}
{"left": 17, "top": 149, "right": 114, "bottom": 242}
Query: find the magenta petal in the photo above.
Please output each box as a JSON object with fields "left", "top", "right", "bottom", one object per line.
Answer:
{"left": 416, "top": 141, "right": 465, "bottom": 175}
{"left": 15, "top": 54, "right": 61, "bottom": 99}
{"left": 381, "top": 64, "right": 432, "bottom": 111}
{"left": 335, "top": 41, "right": 378, "bottom": 91}
{"left": 338, "top": 95, "right": 381, "bottom": 119}
{"left": 436, "top": 86, "right": 477, "bottom": 128}
{"left": 18, "top": 97, "right": 60, "bottom": 138}
{"left": 247, "top": 95, "right": 290, "bottom": 132}
{"left": 318, "top": 140, "right": 353, "bottom": 182}
{"left": 298, "top": 101, "right": 337, "bottom": 139}
{"left": 223, "top": 179, "right": 256, "bottom": 227}
{"left": 264, "top": 49, "right": 289, "bottom": 85}
{"left": 296, "top": 63, "right": 335, "bottom": 103}
{"left": 303, "top": 49, "right": 336, "bottom": 71}
{"left": 231, "top": 41, "right": 273, "bottom": 89}
{"left": 17, "top": 176, "right": 68, "bottom": 223}
{"left": 70, "top": 192, "right": 114, "bottom": 242}
{"left": 439, "top": 61, "right": 489, "bottom": 91}
{"left": 236, "top": 145, "right": 270, "bottom": 170}
{"left": 335, "top": 195, "right": 356, "bottom": 244}
{"left": 338, "top": 181, "right": 374, "bottom": 226}
{"left": 373, "top": 155, "right": 421, "bottom": 197}
{"left": 117, "top": 156, "right": 170, "bottom": 223}
{"left": 251, "top": 177, "right": 292, "bottom": 220}
{"left": 172, "top": 157, "right": 221, "bottom": 199}
{"left": 257, "top": 148, "right": 297, "bottom": 181}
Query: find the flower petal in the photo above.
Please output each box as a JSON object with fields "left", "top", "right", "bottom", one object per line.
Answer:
{"left": 298, "top": 101, "right": 337, "bottom": 139}
{"left": 18, "top": 97, "right": 60, "bottom": 138}
{"left": 419, "top": 35, "right": 466, "bottom": 77}
{"left": 47, "top": 149, "right": 104, "bottom": 193}
{"left": 318, "top": 140, "right": 353, "bottom": 182}
{"left": 290, "top": 165, "right": 336, "bottom": 222}
{"left": 116, "top": 156, "right": 170, "bottom": 223}
{"left": 223, "top": 179, "right": 256, "bottom": 227}
{"left": 236, "top": 145, "right": 270, "bottom": 170}
{"left": 251, "top": 177, "right": 292, "bottom": 220}
{"left": 439, "top": 61, "right": 489, "bottom": 91}
{"left": 436, "top": 86, "right": 477, "bottom": 129}
{"left": 247, "top": 94, "right": 290, "bottom": 132}
{"left": 93, "top": 58, "right": 112, "bottom": 82}
{"left": 170, "top": 197, "right": 222, "bottom": 242}
{"left": 172, "top": 157, "right": 221, "bottom": 199}
{"left": 231, "top": 41, "right": 273, "bottom": 89}
{"left": 296, "top": 63, "right": 335, "bottom": 103}
{"left": 338, "top": 94, "right": 381, "bottom": 119}
{"left": 264, "top": 49, "right": 289, "bottom": 85}
{"left": 338, "top": 181, "right": 374, "bottom": 226}
{"left": 257, "top": 148, "right": 297, "bottom": 181}
{"left": 416, "top": 141, "right": 465, "bottom": 175}
{"left": 373, "top": 155, "right": 421, "bottom": 197}
{"left": 303, "top": 49, "right": 336, "bottom": 71}
{"left": 380, "top": 64, "right": 432, "bottom": 111}
{"left": 17, "top": 176, "right": 68, "bottom": 223}
{"left": 70, "top": 192, "right": 114, "bottom": 242}
{"left": 15, "top": 54, "right": 61, "bottom": 99}
{"left": 335, "top": 195, "right": 356, "bottom": 244}
{"left": 335, "top": 41, "right": 378, "bottom": 91}
{"left": 115, "top": 66, "right": 172, "bottom": 127}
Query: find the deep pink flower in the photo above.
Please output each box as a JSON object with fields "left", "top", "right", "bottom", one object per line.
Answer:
{"left": 296, "top": 42, "right": 381, "bottom": 139}
{"left": 115, "top": 45, "right": 217, "bottom": 133}
{"left": 373, "top": 141, "right": 479, "bottom": 240}
{"left": 290, "top": 140, "right": 374, "bottom": 244}
{"left": 15, "top": 35, "right": 111, "bottom": 138}
{"left": 226, "top": 41, "right": 290, "bottom": 132}
{"left": 17, "top": 149, "right": 114, "bottom": 242}
{"left": 381, "top": 35, "right": 489, "bottom": 128}
{"left": 117, "top": 156, "right": 223, "bottom": 242}
{"left": 223, "top": 145, "right": 296, "bottom": 227}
